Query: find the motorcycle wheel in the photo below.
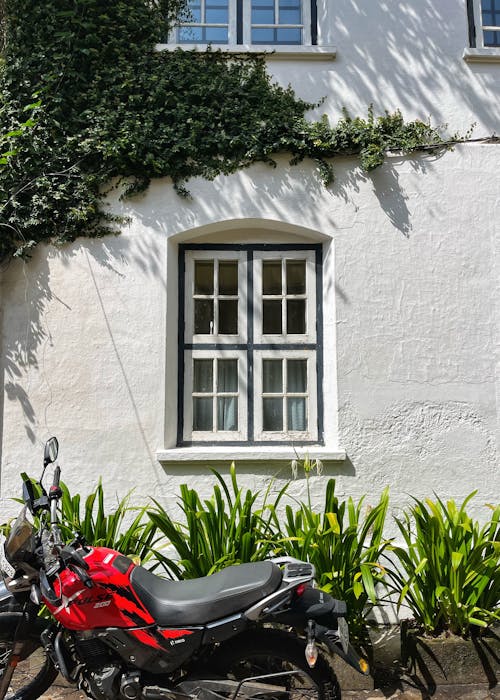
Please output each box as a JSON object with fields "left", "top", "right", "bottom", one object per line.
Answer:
{"left": 211, "top": 629, "right": 341, "bottom": 700}
{"left": 0, "top": 613, "right": 58, "bottom": 700}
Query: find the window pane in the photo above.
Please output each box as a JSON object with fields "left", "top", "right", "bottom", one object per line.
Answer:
{"left": 286, "top": 260, "right": 306, "bottom": 294}
{"left": 195, "top": 260, "right": 214, "bottom": 294}
{"left": 217, "top": 397, "right": 238, "bottom": 430}
{"left": 193, "top": 397, "right": 213, "bottom": 430}
{"left": 252, "top": 27, "right": 275, "bottom": 43}
{"left": 287, "top": 359, "right": 307, "bottom": 392}
{"left": 484, "top": 30, "right": 500, "bottom": 44}
{"left": 252, "top": 1, "right": 275, "bottom": 24}
{"left": 263, "top": 397, "right": 283, "bottom": 431}
{"left": 287, "top": 299, "right": 305, "bottom": 334}
{"left": 218, "top": 299, "right": 238, "bottom": 334}
{"left": 280, "top": 0, "right": 301, "bottom": 24}
{"left": 205, "top": 26, "right": 229, "bottom": 42}
{"left": 263, "top": 359, "right": 283, "bottom": 392}
{"left": 219, "top": 261, "right": 238, "bottom": 294}
{"left": 218, "top": 359, "right": 238, "bottom": 392}
{"left": 187, "top": 0, "right": 202, "bottom": 21}
{"left": 194, "top": 299, "right": 213, "bottom": 334}
{"left": 193, "top": 359, "right": 213, "bottom": 392}
{"left": 206, "top": 0, "right": 229, "bottom": 23}
{"left": 178, "top": 26, "right": 203, "bottom": 42}
{"left": 263, "top": 260, "right": 282, "bottom": 294}
{"left": 276, "top": 27, "right": 301, "bottom": 43}
{"left": 263, "top": 300, "right": 282, "bottom": 333}
{"left": 287, "top": 397, "right": 306, "bottom": 431}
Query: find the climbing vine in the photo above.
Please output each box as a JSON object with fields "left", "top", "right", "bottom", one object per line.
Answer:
{"left": 0, "top": 0, "right": 449, "bottom": 261}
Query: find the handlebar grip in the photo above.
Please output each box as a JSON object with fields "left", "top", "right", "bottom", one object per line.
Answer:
{"left": 52, "top": 466, "right": 61, "bottom": 488}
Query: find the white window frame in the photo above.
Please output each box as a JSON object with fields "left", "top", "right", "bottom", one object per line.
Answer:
{"left": 184, "top": 349, "right": 247, "bottom": 442}
{"left": 184, "top": 249, "right": 247, "bottom": 346}
{"left": 242, "top": 0, "right": 311, "bottom": 45}
{"left": 254, "top": 349, "right": 318, "bottom": 442}
{"left": 253, "top": 250, "right": 316, "bottom": 345}
{"left": 170, "top": 0, "right": 314, "bottom": 47}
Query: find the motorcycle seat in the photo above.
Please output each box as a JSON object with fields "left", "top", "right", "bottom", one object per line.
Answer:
{"left": 130, "top": 561, "right": 282, "bottom": 625}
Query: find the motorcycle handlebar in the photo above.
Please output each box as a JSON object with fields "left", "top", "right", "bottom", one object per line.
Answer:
{"left": 52, "top": 466, "right": 61, "bottom": 488}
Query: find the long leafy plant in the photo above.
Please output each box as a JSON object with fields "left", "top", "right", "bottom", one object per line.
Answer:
{"left": 386, "top": 492, "right": 500, "bottom": 636}
{"left": 276, "top": 475, "right": 391, "bottom": 631}
{"left": 147, "top": 464, "right": 287, "bottom": 579}
{"left": 59, "top": 481, "right": 160, "bottom": 569}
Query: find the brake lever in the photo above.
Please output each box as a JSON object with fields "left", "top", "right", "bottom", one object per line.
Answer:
{"left": 39, "top": 569, "right": 61, "bottom": 605}
{"left": 60, "top": 545, "right": 89, "bottom": 570}
{"left": 69, "top": 563, "right": 93, "bottom": 589}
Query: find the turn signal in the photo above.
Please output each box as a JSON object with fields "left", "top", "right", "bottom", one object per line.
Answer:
{"left": 305, "top": 641, "right": 318, "bottom": 668}
{"left": 359, "top": 658, "right": 369, "bottom": 674}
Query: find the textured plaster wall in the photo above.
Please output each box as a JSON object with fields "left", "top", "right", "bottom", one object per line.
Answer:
{"left": 0, "top": 0, "right": 499, "bottom": 529}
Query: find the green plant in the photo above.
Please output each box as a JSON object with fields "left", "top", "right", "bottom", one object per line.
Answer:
{"left": 147, "top": 464, "right": 287, "bottom": 579}
{"left": 387, "top": 493, "right": 500, "bottom": 636}
{"left": 277, "top": 476, "right": 391, "bottom": 631}
{"left": 59, "top": 480, "right": 160, "bottom": 569}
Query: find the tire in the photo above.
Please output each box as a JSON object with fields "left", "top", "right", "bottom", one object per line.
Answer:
{"left": 0, "top": 613, "right": 58, "bottom": 700}
{"left": 210, "top": 629, "right": 341, "bottom": 700}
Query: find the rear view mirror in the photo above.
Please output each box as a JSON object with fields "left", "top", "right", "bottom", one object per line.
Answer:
{"left": 44, "top": 437, "right": 59, "bottom": 467}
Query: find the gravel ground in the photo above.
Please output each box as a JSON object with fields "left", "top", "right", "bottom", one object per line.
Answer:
{"left": 36, "top": 677, "right": 500, "bottom": 700}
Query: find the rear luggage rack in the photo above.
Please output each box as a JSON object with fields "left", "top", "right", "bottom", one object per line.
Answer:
{"left": 270, "top": 557, "right": 315, "bottom": 584}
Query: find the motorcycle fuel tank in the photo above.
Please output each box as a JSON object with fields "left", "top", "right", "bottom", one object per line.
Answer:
{"left": 45, "top": 547, "right": 155, "bottom": 630}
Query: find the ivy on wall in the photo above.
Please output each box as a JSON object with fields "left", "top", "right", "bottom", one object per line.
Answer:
{"left": 0, "top": 0, "right": 449, "bottom": 261}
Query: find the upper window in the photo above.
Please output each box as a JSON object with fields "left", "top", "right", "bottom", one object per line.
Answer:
{"left": 174, "top": 0, "right": 316, "bottom": 46}
{"left": 470, "top": 0, "right": 500, "bottom": 47}
{"left": 178, "top": 243, "right": 323, "bottom": 446}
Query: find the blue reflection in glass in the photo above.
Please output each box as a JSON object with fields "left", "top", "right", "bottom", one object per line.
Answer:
{"left": 206, "top": 7, "right": 229, "bottom": 22}
{"left": 178, "top": 26, "right": 203, "bottom": 42}
{"left": 280, "top": 8, "right": 301, "bottom": 23}
{"left": 252, "top": 28, "right": 275, "bottom": 43}
{"left": 252, "top": 8, "right": 275, "bottom": 23}
{"left": 276, "top": 27, "right": 301, "bottom": 43}
{"left": 206, "top": 26, "right": 229, "bottom": 42}
{"left": 484, "top": 29, "right": 500, "bottom": 44}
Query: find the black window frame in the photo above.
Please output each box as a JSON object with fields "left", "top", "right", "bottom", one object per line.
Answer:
{"left": 177, "top": 243, "right": 324, "bottom": 446}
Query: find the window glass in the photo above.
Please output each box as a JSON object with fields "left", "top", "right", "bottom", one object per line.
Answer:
{"left": 263, "top": 398, "right": 283, "bottom": 431}
{"left": 218, "top": 359, "right": 238, "bottom": 392}
{"left": 193, "top": 397, "right": 213, "bottom": 430}
{"left": 287, "top": 299, "right": 305, "bottom": 333}
{"left": 195, "top": 260, "right": 214, "bottom": 294}
{"left": 193, "top": 358, "right": 213, "bottom": 392}
{"left": 194, "top": 299, "right": 213, "bottom": 334}
{"left": 287, "top": 359, "right": 307, "bottom": 392}
{"left": 288, "top": 397, "right": 306, "bottom": 430}
{"left": 219, "top": 261, "right": 238, "bottom": 294}
{"left": 263, "top": 359, "right": 283, "bottom": 393}
{"left": 286, "top": 260, "right": 306, "bottom": 294}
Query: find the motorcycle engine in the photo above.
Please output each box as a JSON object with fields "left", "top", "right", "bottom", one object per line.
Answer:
{"left": 74, "top": 637, "right": 141, "bottom": 700}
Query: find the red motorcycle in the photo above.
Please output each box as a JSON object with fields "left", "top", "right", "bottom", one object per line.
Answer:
{"left": 0, "top": 438, "right": 368, "bottom": 700}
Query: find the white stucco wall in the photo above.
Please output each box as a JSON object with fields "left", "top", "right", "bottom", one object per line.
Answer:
{"left": 1, "top": 0, "right": 499, "bottom": 531}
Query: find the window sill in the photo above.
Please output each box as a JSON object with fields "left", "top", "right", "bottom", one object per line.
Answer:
{"left": 155, "top": 44, "right": 337, "bottom": 60}
{"left": 463, "top": 47, "right": 500, "bottom": 62}
{"left": 156, "top": 445, "right": 346, "bottom": 463}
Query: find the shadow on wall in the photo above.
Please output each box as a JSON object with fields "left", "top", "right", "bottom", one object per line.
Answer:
{"left": 0, "top": 232, "right": 164, "bottom": 452}
{"left": 306, "top": 0, "right": 499, "bottom": 133}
